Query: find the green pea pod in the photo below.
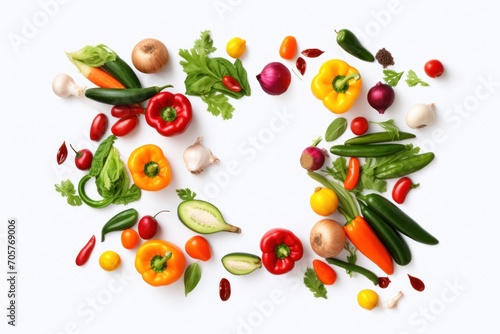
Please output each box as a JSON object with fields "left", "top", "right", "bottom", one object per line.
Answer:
{"left": 85, "top": 84, "right": 172, "bottom": 105}
{"left": 101, "top": 208, "right": 138, "bottom": 242}
{"left": 330, "top": 144, "right": 406, "bottom": 157}
{"left": 336, "top": 29, "right": 374, "bottom": 62}
{"left": 344, "top": 131, "right": 416, "bottom": 145}
{"left": 358, "top": 201, "right": 412, "bottom": 266}
{"left": 374, "top": 152, "right": 435, "bottom": 179}
{"left": 358, "top": 193, "right": 439, "bottom": 245}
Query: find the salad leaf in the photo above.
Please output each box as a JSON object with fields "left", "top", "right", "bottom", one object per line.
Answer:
{"left": 55, "top": 180, "right": 82, "bottom": 206}
{"left": 176, "top": 188, "right": 197, "bottom": 201}
{"left": 370, "top": 119, "right": 401, "bottom": 140}
{"left": 184, "top": 263, "right": 202, "bottom": 296}
{"left": 382, "top": 69, "right": 404, "bottom": 87}
{"left": 304, "top": 267, "right": 327, "bottom": 299}
{"left": 325, "top": 117, "right": 347, "bottom": 142}
{"left": 406, "top": 70, "right": 429, "bottom": 87}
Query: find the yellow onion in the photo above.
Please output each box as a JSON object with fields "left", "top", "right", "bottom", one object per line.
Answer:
{"left": 310, "top": 219, "right": 346, "bottom": 258}
{"left": 131, "top": 38, "right": 169, "bottom": 73}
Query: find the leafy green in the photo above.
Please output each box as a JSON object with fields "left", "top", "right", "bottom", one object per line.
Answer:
{"left": 325, "top": 117, "right": 347, "bottom": 142}
{"left": 179, "top": 30, "right": 251, "bottom": 120}
{"left": 324, "top": 157, "right": 348, "bottom": 183}
{"left": 382, "top": 69, "right": 404, "bottom": 87}
{"left": 55, "top": 180, "right": 82, "bottom": 206}
{"left": 184, "top": 263, "right": 202, "bottom": 296}
{"left": 344, "top": 242, "right": 358, "bottom": 277}
{"left": 406, "top": 70, "right": 429, "bottom": 87}
{"left": 176, "top": 188, "right": 197, "bottom": 201}
{"left": 304, "top": 268, "right": 327, "bottom": 299}
{"left": 370, "top": 119, "right": 401, "bottom": 140}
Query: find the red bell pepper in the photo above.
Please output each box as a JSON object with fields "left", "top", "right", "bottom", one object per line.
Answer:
{"left": 145, "top": 91, "right": 192, "bottom": 136}
{"left": 260, "top": 228, "right": 303, "bottom": 275}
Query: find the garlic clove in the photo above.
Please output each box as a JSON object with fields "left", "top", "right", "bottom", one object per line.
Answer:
{"left": 406, "top": 103, "right": 436, "bottom": 129}
{"left": 386, "top": 291, "right": 404, "bottom": 309}
{"left": 183, "top": 137, "right": 219, "bottom": 175}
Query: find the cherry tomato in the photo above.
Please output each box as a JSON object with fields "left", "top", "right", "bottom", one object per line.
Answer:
{"left": 222, "top": 75, "right": 242, "bottom": 92}
{"left": 424, "top": 59, "right": 444, "bottom": 78}
{"left": 111, "top": 115, "right": 139, "bottom": 137}
{"left": 350, "top": 116, "right": 369, "bottom": 135}
{"left": 121, "top": 229, "right": 140, "bottom": 249}
{"left": 185, "top": 235, "right": 211, "bottom": 261}
{"left": 279, "top": 35, "right": 297, "bottom": 60}
{"left": 312, "top": 259, "right": 337, "bottom": 285}
{"left": 99, "top": 250, "right": 121, "bottom": 271}
{"left": 111, "top": 105, "right": 144, "bottom": 118}
{"left": 310, "top": 187, "right": 338, "bottom": 216}
{"left": 70, "top": 144, "right": 93, "bottom": 170}
{"left": 138, "top": 210, "right": 168, "bottom": 239}
{"left": 357, "top": 289, "right": 379, "bottom": 310}
{"left": 89, "top": 113, "right": 108, "bottom": 141}
{"left": 392, "top": 177, "right": 419, "bottom": 204}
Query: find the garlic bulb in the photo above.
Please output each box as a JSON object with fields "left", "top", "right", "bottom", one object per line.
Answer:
{"left": 183, "top": 137, "right": 219, "bottom": 175}
{"left": 406, "top": 103, "right": 436, "bottom": 129}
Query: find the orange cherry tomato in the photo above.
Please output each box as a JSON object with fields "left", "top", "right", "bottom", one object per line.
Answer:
{"left": 279, "top": 36, "right": 297, "bottom": 60}
{"left": 312, "top": 259, "right": 337, "bottom": 285}
{"left": 121, "top": 229, "right": 140, "bottom": 249}
{"left": 185, "top": 235, "right": 212, "bottom": 261}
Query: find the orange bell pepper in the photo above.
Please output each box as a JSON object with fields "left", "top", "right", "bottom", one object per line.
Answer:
{"left": 128, "top": 144, "right": 172, "bottom": 191}
{"left": 135, "top": 239, "right": 186, "bottom": 287}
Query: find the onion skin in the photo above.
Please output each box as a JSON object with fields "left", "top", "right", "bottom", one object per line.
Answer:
{"left": 256, "top": 62, "right": 291, "bottom": 95}
{"left": 131, "top": 38, "right": 169, "bottom": 74}
{"left": 310, "top": 219, "right": 346, "bottom": 258}
{"left": 367, "top": 81, "right": 395, "bottom": 114}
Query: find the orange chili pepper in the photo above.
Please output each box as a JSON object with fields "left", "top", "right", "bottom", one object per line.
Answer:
{"left": 344, "top": 216, "right": 394, "bottom": 275}
{"left": 344, "top": 157, "right": 360, "bottom": 190}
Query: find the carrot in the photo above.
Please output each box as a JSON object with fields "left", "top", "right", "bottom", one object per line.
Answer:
{"left": 344, "top": 215, "right": 394, "bottom": 275}
{"left": 66, "top": 55, "right": 124, "bottom": 89}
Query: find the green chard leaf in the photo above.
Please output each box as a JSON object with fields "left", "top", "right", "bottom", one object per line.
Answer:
{"left": 55, "top": 179, "right": 82, "bottom": 206}
{"left": 304, "top": 267, "right": 327, "bottom": 299}
{"left": 184, "top": 263, "right": 202, "bottom": 296}
{"left": 382, "top": 69, "right": 404, "bottom": 87}
{"left": 406, "top": 70, "right": 430, "bottom": 87}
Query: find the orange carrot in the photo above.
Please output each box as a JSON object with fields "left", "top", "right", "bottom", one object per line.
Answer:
{"left": 344, "top": 216, "right": 394, "bottom": 275}
{"left": 67, "top": 56, "right": 124, "bottom": 89}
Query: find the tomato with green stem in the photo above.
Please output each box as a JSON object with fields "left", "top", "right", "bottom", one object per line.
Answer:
{"left": 70, "top": 144, "right": 93, "bottom": 170}
{"left": 424, "top": 59, "right": 444, "bottom": 78}
{"left": 185, "top": 235, "right": 211, "bottom": 261}
{"left": 312, "top": 259, "right": 337, "bottom": 285}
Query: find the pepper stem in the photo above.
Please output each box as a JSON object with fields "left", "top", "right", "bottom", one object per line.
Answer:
{"left": 333, "top": 73, "right": 361, "bottom": 93}
{"left": 161, "top": 107, "right": 177, "bottom": 122}
{"left": 151, "top": 252, "right": 172, "bottom": 273}
{"left": 275, "top": 243, "right": 291, "bottom": 259}
{"left": 144, "top": 161, "right": 160, "bottom": 178}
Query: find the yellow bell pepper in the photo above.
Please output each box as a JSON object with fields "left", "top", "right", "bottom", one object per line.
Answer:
{"left": 311, "top": 59, "right": 362, "bottom": 114}
{"left": 135, "top": 240, "right": 186, "bottom": 287}
{"left": 128, "top": 144, "right": 172, "bottom": 191}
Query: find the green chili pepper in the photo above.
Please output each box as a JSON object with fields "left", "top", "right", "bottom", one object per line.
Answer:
{"left": 326, "top": 257, "right": 379, "bottom": 285}
{"left": 85, "top": 84, "right": 172, "bottom": 105}
{"left": 374, "top": 152, "right": 435, "bottom": 179}
{"left": 101, "top": 208, "right": 138, "bottom": 242}
{"left": 336, "top": 29, "right": 374, "bottom": 62}
{"left": 344, "top": 131, "right": 416, "bottom": 145}
{"left": 358, "top": 200, "right": 412, "bottom": 266}
{"left": 330, "top": 144, "right": 406, "bottom": 157}
{"left": 358, "top": 193, "right": 439, "bottom": 245}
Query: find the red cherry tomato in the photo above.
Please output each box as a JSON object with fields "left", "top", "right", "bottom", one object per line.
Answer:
{"left": 111, "top": 105, "right": 144, "bottom": 118}
{"left": 350, "top": 117, "right": 369, "bottom": 135}
{"left": 90, "top": 113, "right": 108, "bottom": 141}
{"left": 111, "top": 115, "right": 139, "bottom": 137}
{"left": 185, "top": 235, "right": 211, "bottom": 261}
{"left": 424, "top": 59, "right": 444, "bottom": 78}
{"left": 137, "top": 215, "right": 158, "bottom": 239}
{"left": 221, "top": 75, "right": 242, "bottom": 92}
{"left": 392, "top": 177, "right": 419, "bottom": 204}
{"left": 70, "top": 144, "right": 93, "bottom": 170}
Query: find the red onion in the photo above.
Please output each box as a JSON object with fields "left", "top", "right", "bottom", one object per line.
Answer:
{"left": 367, "top": 81, "right": 395, "bottom": 114}
{"left": 300, "top": 138, "right": 328, "bottom": 171}
{"left": 256, "top": 62, "right": 291, "bottom": 95}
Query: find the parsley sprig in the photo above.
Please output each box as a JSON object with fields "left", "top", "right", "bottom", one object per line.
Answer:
{"left": 304, "top": 268, "right": 328, "bottom": 299}
{"left": 55, "top": 179, "right": 82, "bottom": 206}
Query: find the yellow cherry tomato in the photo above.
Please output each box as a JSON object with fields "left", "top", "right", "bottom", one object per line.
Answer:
{"left": 226, "top": 37, "right": 246, "bottom": 58}
{"left": 99, "top": 250, "right": 121, "bottom": 271}
{"left": 357, "top": 289, "right": 379, "bottom": 310}
{"left": 310, "top": 187, "right": 339, "bottom": 216}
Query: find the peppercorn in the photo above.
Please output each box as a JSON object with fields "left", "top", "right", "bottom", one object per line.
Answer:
{"left": 375, "top": 48, "right": 395, "bottom": 68}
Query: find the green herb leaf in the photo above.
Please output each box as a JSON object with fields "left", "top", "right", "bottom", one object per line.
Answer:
{"left": 325, "top": 117, "right": 348, "bottom": 142}
{"left": 344, "top": 242, "right": 357, "bottom": 277}
{"left": 184, "top": 263, "right": 202, "bottom": 296}
{"left": 55, "top": 179, "right": 82, "bottom": 206}
{"left": 324, "top": 157, "right": 348, "bottom": 182}
{"left": 201, "top": 91, "right": 235, "bottom": 120}
{"left": 405, "top": 70, "right": 429, "bottom": 87}
{"left": 370, "top": 119, "right": 400, "bottom": 140}
{"left": 382, "top": 69, "right": 404, "bottom": 87}
{"left": 176, "top": 188, "right": 197, "bottom": 201}
{"left": 304, "top": 267, "right": 327, "bottom": 299}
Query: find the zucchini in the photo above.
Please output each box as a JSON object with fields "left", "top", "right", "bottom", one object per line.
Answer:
{"left": 221, "top": 253, "right": 262, "bottom": 275}
{"left": 330, "top": 144, "right": 406, "bottom": 157}
{"left": 344, "top": 131, "right": 416, "bottom": 145}
{"left": 102, "top": 56, "right": 142, "bottom": 89}
{"left": 85, "top": 84, "right": 172, "bottom": 105}
{"left": 177, "top": 199, "right": 241, "bottom": 234}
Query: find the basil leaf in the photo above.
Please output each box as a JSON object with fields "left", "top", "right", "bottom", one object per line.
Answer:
{"left": 325, "top": 117, "right": 347, "bottom": 142}
{"left": 184, "top": 263, "right": 202, "bottom": 296}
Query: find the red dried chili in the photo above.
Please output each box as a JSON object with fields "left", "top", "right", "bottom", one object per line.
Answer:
{"left": 408, "top": 274, "right": 425, "bottom": 291}
{"left": 57, "top": 141, "right": 68, "bottom": 165}
{"left": 301, "top": 48, "right": 324, "bottom": 58}
{"left": 296, "top": 57, "right": 306, "bottom": 75}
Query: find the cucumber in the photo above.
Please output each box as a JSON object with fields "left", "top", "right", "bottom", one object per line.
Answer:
{"left": 177, "top": 199, "right": 241, "bottom": 234}
{"left": 85, "top": 84, "right": 172, "bottom": 105}
{"left": 102, "top": 56, "right": 142, "bottom": 89}
{"left": 221, "top": 253, "right": 262, "bottom": 275}
{"left": 330, "top": 144, "right": 406, "bottom": 157}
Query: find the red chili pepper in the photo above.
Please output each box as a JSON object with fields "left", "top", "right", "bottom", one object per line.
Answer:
{"left": 392, "top": 177, "right": 420, "bottom": 204}
{"left": 296, "top": 57, "right": 306, "bottom": 75}
{"left": 219, "top": 278, "right": 231, "bottom": 301}
{"left": 57, "top": 141, "right": 68, "bottom": 165}
{"left": 111, "top": 105, "right": 144, "bottom": 118}
{"left": 344, "top": 157, "right": 360, "bottom": 190}
{"left": 145, "top": 91, "right": 192, "bottom": 137}
{"left": 260, "top": 228, "right": 303, "bottom": 275}
{"left": 221, "top": 75, "right": 242, "bottom": 92}
{"left": 75, "top": 235, "right": 96, "bottom": 266}
{"left": 301, "top": 48, "right": 324, "bottom": 58}
{"left": 111, "top": 115, "right": 139, "bottom": 137}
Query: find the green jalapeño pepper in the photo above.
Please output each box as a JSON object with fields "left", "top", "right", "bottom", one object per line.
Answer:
{"left": 260, "top": 228, "right": 303, "bottom": 275}
{"left": 336, "top": 29, "right": 374, "bottom": 62}
{"left": 145, "top": 91, "right": 193, "bottom": 137}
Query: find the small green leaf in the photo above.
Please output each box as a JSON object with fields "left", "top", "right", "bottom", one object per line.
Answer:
{"left": 370, "top": 119, "right": 400, "bottom": 140}
{"left": 304, "top": 267, "right": 327, "bottom": 299}
{"left": 405, "top": 70, "right": 429, "bottom": 87}
{"left": 184, "top": 263, "right": 202, "bottom": 296}
{"left": 176, "top": 188, "right": 197, "bottom": 201}
{"left": 325, "top": 117, "right": 348, "bottom": 142}
{"left": 382, "top": 69, "right": 404, "bottom": 87}
{"left": 55, "top": 179, "right": 82, "bottom": 206}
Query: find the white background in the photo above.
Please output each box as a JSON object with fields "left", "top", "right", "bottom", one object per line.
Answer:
{"left": 2, "top": 0, "right": 499, "bottom": 333}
